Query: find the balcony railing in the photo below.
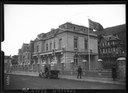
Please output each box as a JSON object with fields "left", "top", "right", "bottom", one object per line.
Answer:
{"left": 100, "top": 52, "right": 125, "bottom": 58}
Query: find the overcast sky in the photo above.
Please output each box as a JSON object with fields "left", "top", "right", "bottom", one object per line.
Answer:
{"left": 2, "top": 4, "right": 126, "bottom": 56}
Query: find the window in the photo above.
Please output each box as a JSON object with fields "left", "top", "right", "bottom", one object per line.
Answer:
{"left": 100, "top": 43, "right": 102, "bottom": 47}
{"left": 28, "top": 53, "right": 29, "bottom": 59}
{"left": 100, "top": 49, "right": 102, "bottom": 54}
{"left": 59, "top": 38, "right": 62, "bottom": 49}
{"left": 113, "top": 48, "right": 115, "bottom": 52}
{"left": 108, "top": 48, "right": 110, "bottom": 53}
{"left": 110, "top": 48, "right": 112, "bottom": 53}
{"left": 46, "top": 44, "right": 48, "bottom": 51}
{"left": 37, "top": 45, "right": 39, "bottom": 52}
{"left": 116, "top": 48, "right": 118, "bottom": 53}
{"left": 113, "top": 41, "right": 115, "bottom": 45}
{"left": 74, "top": 37, "right": 78, "bottom": 49}
{"left": 106, "top": 49, "right": 107, "bottom": 53}
{"left": 108, "top": 42, "right": 109, "bottom": 46}
{"left": 54, "top": 41, "right": 56, "bottom": 49}
{"left": 102, "top": 49, "right": 104, "bottom": 53}
{"left": 102, "top": 43, "right": 104, "bottom": 46}
{"left": 50, "top": 42, "right": 52, "bottom": 51}
{"left": 84, "top": 39, "right": 88, "bottom": 50}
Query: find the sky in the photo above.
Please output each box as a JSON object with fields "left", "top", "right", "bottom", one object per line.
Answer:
{"left": 2, "top": 4, "right": 126, "bottom": 56}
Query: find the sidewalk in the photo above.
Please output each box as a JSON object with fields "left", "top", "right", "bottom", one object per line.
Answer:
{"left": 59, "top": 75, "right": 125, "bottom": 85}
{"left": 7, "top": 71, "right": 125, "bottom": 85}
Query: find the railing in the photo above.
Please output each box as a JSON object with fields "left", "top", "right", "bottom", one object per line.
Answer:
{"left": 59, "top": 70, "right": 112, "bottom": 78}
{"left": 5, "top": 64, "right": 41, "bottom": 73}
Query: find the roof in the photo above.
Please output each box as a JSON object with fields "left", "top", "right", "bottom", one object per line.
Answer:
{"left": 35, "top": 22, "right": 97, "bottom": 41}
{"left": 103, "top": 35, "right": 120, "bottom": 41}
{"left": 59, "top": 22, "right": 95, "bottom": 34}
{"left": 4, "top": 56, "right": 11, "bottom": 59}
{"left": 95, "top": 24, "right": 126, "bottom": 35}
{"left": 21, "top": 43, "right": 29, "bottom": 52}
{"left": 35, "top": 28, "right": 59, "bottom": 41}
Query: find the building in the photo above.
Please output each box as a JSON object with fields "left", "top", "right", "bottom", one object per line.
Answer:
{"left": 99, "top": 35, "right": 124, "bottom": 69}
{"left": 18, "top": 43, "right": 29, "bottom": 65}
{"left": 4, "top": 55, "right": 12, "bottom": 73}
{"left": 18, "top": 49, "right": 22, "bottom": 65}
{"left": 18, "top": 41, "right": 34, "bottom": 65}
{"left": 33, "top": 22, "right": 98, "bottom": 72}
{"left": 11, "top": 55, "right": 18, "bottom": 65}
{"left": 95, "top": 24, "right": 126, "bottom": 69}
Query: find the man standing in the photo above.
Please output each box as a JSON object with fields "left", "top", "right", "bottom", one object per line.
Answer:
{"left": 77, "top": 66, "right": 82, "bottom": 79}
{"left": 112, "top": 64, "right": 117, "bottom": 81}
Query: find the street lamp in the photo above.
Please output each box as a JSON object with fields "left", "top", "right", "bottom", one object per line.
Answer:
{"left": 71, "top": 60, "right": 74, "bottom": 63}
{"left": 82, "top": 60, "right": 87, "bottom": 63}
{"left": 98, "top": 59, "right": 103, "bottom": 62}
{"left": 97, "top": 59, "right": 103, "bottom": 73}
{"left": 117, "top": 57, "right": 126, "bottom": 61}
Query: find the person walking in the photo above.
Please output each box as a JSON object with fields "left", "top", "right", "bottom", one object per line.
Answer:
{"left": 77, "top": 66, "right": 82, "bottom": 79}
{"left": 112, "top": 64, "right": 117, "bottom": 81}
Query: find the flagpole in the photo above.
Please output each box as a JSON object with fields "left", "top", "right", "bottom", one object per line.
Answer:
{"left": 88, "top": 17, "right": 91, "bottom": 71}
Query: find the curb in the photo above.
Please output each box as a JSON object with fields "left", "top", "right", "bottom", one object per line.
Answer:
{"left": 59, "top": 76, "right": 125, "bottom": 85}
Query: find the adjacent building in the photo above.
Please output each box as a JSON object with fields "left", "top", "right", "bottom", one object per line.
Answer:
{"left": 4, "top": 55, "right": 12, "bottom": 73}
{"left": 95, "top": 24, "right": 126, "bottom": 69}
{"left": 18, "top": 41, "right": 34, "bottom": 65}
{"left": 11, "top": 55, "right": 18, "bottom": 65}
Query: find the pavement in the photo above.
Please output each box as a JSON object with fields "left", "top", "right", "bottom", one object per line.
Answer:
{"left": 6, "top": 71, "right": 126, "bottom": 85}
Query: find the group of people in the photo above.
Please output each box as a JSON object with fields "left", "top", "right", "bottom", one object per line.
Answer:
{"left": 39, "top": 66, "right": 50, "bottom": 78}
{"left": 44, "top": 66, "right": 50, "bottom": 78}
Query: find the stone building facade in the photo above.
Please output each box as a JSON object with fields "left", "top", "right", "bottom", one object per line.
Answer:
{"left": 33, "top": 22, "right": 98, "bottom": 72}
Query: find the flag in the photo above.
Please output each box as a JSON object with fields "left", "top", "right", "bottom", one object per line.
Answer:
{"left": 88, "top": 19, "right": 104, "bottom": 31}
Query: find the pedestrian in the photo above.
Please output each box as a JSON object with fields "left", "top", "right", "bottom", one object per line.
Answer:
{"left": 77, "top": 66, "right": 82, "bottom": 79}
{"left": 111, "top": 64, "right": 117, "bottom": 81}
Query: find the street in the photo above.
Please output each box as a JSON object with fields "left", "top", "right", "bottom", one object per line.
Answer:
{"left": 4, "top": 74, "right": 125, "bottom": 89}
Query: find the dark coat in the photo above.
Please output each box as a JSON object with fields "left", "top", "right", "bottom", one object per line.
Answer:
{"left": 112, "top": 65, "right": 117, "bottom": 79}
{"left": 78, "top": 67, "right": 82, "bottom": 73}
{"left": 45, "top": 67, "right": 49, "bottom": 73}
